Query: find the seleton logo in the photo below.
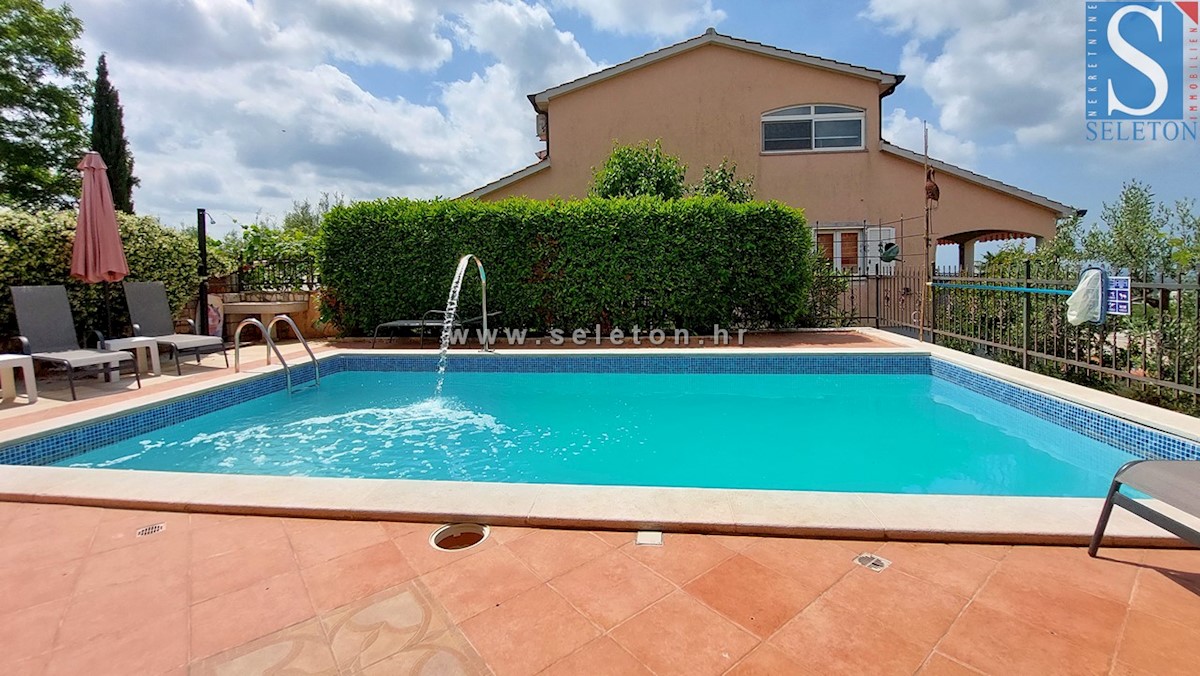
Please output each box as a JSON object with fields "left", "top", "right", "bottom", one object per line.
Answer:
{"left": 1086, "top": 1, "right": 1199, "bottom": 141}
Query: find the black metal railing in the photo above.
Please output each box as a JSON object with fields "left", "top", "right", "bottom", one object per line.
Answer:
{"left": 852, "top": 264, "right": 1200, "bottom": 414}
{"left": 233, "top": 257, "right": 319, "bottom": 292}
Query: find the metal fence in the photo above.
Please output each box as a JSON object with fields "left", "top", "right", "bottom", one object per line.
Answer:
{"left": 232, "top": 256, "right": 319, "bottom": 293}
{"left": 848, "top": 264, "right": 1200, "bottom": 414}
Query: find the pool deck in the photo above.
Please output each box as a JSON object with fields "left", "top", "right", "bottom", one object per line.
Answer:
{"left": 2, "top": 500, "right": 1198, "bottom": 675}
{"left": 3, "top": 331, "right": 1200, "bottom": 546}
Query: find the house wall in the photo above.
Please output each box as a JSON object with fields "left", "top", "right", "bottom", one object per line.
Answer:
{"left": 478, "top": 42, "right": 1062, "bottom": 259}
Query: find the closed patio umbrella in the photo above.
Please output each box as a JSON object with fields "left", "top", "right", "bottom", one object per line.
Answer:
{"left": 71, "top": 151, "right": 129, "bottom": 335}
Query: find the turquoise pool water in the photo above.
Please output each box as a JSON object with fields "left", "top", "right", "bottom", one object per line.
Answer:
{"left": 54, "top": 370, "right": 1138, "bottom": 497}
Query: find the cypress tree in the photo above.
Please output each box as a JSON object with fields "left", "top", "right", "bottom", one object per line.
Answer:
{"left": 90, "top": 54, "right": 138, "bottom": 212}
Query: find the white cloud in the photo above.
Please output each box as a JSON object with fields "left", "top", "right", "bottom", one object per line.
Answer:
{"left": 64, "top": 0, "right": 605, "bottom": 232}
{"left": 866, "top": 0, "right": 1082, "bottom": 147}
{"left": 881, "top": 108, "right": 977, "bottom": 168}
{"left": 554, "top": 0, "right": 725, "bottom": 38}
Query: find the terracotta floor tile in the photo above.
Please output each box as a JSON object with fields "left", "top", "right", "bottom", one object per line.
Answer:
{"left": 684, "top": 554, "right": 819, "bottom": 638}
{"left": 89, "top": 509, "right": 191, "bottom": 554}
{"left": 0, "top": 530, "right": 94, "bottom": 572}
{"left": 1115, "top": 609, "right": 1200, "bottom": 676}
{"left": 591, "top": 530, "right": 635, "bottom": 547}
{"left": 190, "top": 516, "right": 287, "bottom": 561}
{"left": 725, "top": 643, "right": 805, "bottom": 676}
{"left": 57, "top": 572, "right": 189, "bottom": 649}
{"left": 1000, "top": 545, "right": 1139, "bottom": 604}
{"left": 321, "top": 582, "right": 466, "bottom": 672}
{"left": 550, "top": 549, "right": 674, "bottom": 629}
{"left": 5, "top": 654, "right": 49, "bottom": 676}
{"left": 0, "top": 556, "right": 80, "bottom": 615}
{"left": 706, "top": 534, "right": 760, "bottom": 552}
{"left": 948, "top": 543, "right": 1011, "bottom": 562}
{"left": 540, "top": 636, "right": 652, "bottom": 676}
{"left": 1138, "top": 546, "right": 1200, "bottom": 573}
{"left": 937, "top": 602, "right": 1111, "bottom": 676}
{"left": 1, "top": 506, "right": 102, "bottom": 544}
{"left": 0, "top": 598, "right": 69, "bottom": 666}
{"left": 507, "top": 529, "right": 609, "bottom": 580}
{"left": 610, "top": 591, "right": 757, "bottom": 676}
{"left": 1130, "top": 566, "right": 1200, "bottom": 627}
{"left": 422, "top": 545, "right": 541, "bottom": 622}
{"left": 75, "top": 532, "right": 190, "bottom": 593}
{"left": 45, "top": 609, "right": 188, "bottom": 676}
{"left": 379, "top": 520, "right": 424, "bottom": 540}
{"left": 302, "top": 541, "right": 415, "bottom": 613}
{"left": 741, "top": 536, "right": 856, "bottom": 593}
{"left": 917, "top": 652, "right": 985, "bottom": 675}
{"left": 284, "top": 518, "right": 389, "bottom": 569}
{"left": 824, "top": 565, "right": 968, "bottom": 646}
{"left": 392, "top": 523, "right": 498, "bottom": 575}
{"left": 190, "top": 570, "right": 316, "bottom": 660}
{"left": 191, "top": 534, "right": 300, "bottom": 603}
{"left": 974, "top": 567, "right": 1127, "bottom": 654}
{"left": 488, "top": 525, "right": 536, "bottom": 544}
{"left": 460, "top": 585, "right": 600, "bottom": 676}
{"left": 769, "top": 596, "right": 930, "bottom": 676}
{"left": 620, "top": 533, "right": 734, "bottom": 585}
{"left": 188, "top": 512, "right": 242, "bottom": 528}
{"left": 878, "top": 541, "right": 998, "bottom": 598}
{"left": 191, "top": 617, "right": 337, "bottom": 676}
{"left": 360, "top": 631, "right": 487, "bottom": 676}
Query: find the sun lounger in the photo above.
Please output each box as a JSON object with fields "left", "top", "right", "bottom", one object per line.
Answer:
{"left": 1089, "top": 459, "right": 1200, "bottom": 556}
{"left": 124, "top": 281, "right": 229, "bottom": 375}
{"left": 11, "top": 285, "right": 140, "bottom": 400}
{"left": 372, "top": 310, "right": 501, "bottom": 348}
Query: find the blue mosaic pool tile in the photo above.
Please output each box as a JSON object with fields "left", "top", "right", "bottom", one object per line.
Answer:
{"left": 339, "top": 353, "right": 932, "bottom": 375}
{"left": 3, "top": 353, "right": 1196, "bottom": 468}
{"left": 930, "top": 358, "right": 1200, "bottom": 461}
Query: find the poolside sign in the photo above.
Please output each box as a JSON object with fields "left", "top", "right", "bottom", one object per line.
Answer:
{"left": 1085, "top": 2, "right": 1199, "bottom": 142}
{"left": 1107, "top": 276, "right": 1132, "bottom": 315}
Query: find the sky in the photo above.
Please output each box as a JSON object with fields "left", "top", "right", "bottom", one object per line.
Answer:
{"left": 63, "top": 0, "right": 1197, "bottom": 253}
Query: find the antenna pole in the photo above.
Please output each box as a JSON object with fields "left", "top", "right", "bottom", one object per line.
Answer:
{"left": 919, "top": 123, "right": 931, "bottom": 342}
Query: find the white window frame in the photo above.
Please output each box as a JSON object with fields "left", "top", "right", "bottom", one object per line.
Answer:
{"left": 761, "top": 104, "right": 866, "bottom": 154}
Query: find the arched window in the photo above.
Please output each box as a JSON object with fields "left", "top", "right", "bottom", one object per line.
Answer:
{"left": 761, "top": 105, "right": 865, "bottom": 152}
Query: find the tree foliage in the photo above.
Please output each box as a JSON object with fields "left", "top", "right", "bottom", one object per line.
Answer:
{"left": 690, "top": 158, "right": 754, "bottom": 203}
{"left": 91, "top": 54, "right": 138, "bottom": 213}
{"left": 0, "top": 0, "right": 88, "bottom": 209}
{"left": 0, "top": 209, "right": 224, "bottom": 340}
{"left": 1083, "top": 180, "right": 1173, "bottom": 277}
{"left": 590, "top": 140, "right": 687, "bottom": 199}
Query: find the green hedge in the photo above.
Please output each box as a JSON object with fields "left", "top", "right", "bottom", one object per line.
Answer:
{"left": 0, "top": 210, "right": 215, "bottom": 341}
{"left": 319, "top": 197, "right": 814, "bottom": 335}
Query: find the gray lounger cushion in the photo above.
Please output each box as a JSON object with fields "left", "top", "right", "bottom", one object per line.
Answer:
{"left": 34, "top": 349, "right": 133, "bottom": 368}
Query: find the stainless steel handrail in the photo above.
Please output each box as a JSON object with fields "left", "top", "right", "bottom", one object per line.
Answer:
{"left": 267, "top": 315, "right": 320, "bottom": 386}
{"left": 233, "top": 318, "right": 292, "bottom": 393}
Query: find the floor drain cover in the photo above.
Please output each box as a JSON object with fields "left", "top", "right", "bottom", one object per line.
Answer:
{"left": 854, "top": 553, "right": 891, "bottom": 572}
{"left": 429, "top": 523, "right": 490, "bottom": 552}
{"left": 136, "top": 523, "right": 165, "bottom": 537}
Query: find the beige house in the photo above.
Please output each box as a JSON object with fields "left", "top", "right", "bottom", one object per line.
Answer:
{"left": 464, "top": 29, "right": 1079, "bottom": 273}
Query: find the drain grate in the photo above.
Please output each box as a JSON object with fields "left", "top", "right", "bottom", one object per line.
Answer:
{"left": 853, "top": 553, "right": 891, "bottom": 572}
{"left": 136, "top": 523, "right": 166, "bottom": 537}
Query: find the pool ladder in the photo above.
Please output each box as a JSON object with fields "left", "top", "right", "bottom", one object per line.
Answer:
{"left": 233, "top": 315, "right": 320, "bottom": 394}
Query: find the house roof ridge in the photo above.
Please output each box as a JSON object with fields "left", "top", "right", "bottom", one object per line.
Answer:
{"left": 530, "top": 29, "right": 903, "bottom": 108}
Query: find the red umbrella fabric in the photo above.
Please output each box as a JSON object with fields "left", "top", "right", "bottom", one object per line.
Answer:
{"left": 70, "top": 151, "right": 129, "bottom": 283}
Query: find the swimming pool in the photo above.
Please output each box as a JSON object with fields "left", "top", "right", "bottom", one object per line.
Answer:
{"left": 5, "top": 354, "right": 1196, "bottom": 498}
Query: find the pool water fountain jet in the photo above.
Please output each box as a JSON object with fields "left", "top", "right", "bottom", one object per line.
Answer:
{"left": 434, "top": 254, "right": 491, "bottom": 397}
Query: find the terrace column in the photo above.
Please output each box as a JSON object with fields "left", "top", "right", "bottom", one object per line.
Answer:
{"left": 959, "top": 239, "right": 977, "bottom": 275}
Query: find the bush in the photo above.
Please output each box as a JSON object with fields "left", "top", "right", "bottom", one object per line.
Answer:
{"left": 0, "top": 209, "right": 219, "bottom": 340}
{"left": 590, "top": 140, "right": 687, "bottom": 200}
{"left": 320, "top": 197, "right": 814, "bottom": 336}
